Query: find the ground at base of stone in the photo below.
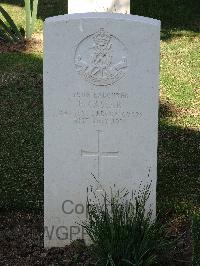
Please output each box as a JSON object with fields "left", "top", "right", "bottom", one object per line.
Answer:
{"left": 0, "top": 33, "right": 43, "bottom": 54}
{"left": 0, "top": 212, "right": 192, "bottom": 266}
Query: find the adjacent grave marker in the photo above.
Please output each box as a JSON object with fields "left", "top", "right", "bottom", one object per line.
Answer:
{"left": 68, "top": 0, "right": 130, "bottom": 14}
{"left": 44, "top": 13, "right": 160, "bottom": 247}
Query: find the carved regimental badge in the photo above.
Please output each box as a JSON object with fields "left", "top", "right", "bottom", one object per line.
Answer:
{"left": 75, "top": 28, "right": 128, "bottom": 86}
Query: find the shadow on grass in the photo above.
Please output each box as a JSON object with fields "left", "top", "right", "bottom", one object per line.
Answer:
{"left": 158, "top": 102, "right": 200, "bottom": 216}
{"left": 131, "top": 0, "right": 200, "bottom": 41}
{"left": 0, "top": 0, "right": 24, "bottom": 6}
{"left": 0, "top": 52, "right": 199, "bottom": 219}
{"left": 192, "top": 214, "right": 200, "bottom": 265}
{"left": 0, "top": 53, "right": 43, "bottom": 212}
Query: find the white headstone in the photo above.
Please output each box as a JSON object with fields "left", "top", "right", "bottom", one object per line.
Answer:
{"left": 68, "top": 0, "right": 130, "bottom": 14}
{"left": 44, "top": 13, "right": 160, "bottom": 248}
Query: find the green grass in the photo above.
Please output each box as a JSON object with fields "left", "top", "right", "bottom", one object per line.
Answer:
{"left": 0, "top": 53, "right": 43, "bottom": 210}
{"left": 0, "top": 3, "right": 43, "bottom": 33}
{"left": 131, "top": 0, "right": 200, "bottom": 32}
{"left": 0, "top": 0, "right": 199, "bottom": 222}
{"left": 157, "top": 29, "right": 200, "bottom": 218}
{"left": 0, "top": 0, "right": 68, "bottom": 21}
{"left": 82, "top": 186, "right": 170, "bottom": 265}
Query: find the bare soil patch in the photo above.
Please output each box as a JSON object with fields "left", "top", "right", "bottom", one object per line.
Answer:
{"left": 0, "top": 212, "right": 94, "bottom": 266}
{"left": 0, "top": 33, "right": 43, "bottom": 54}
{"left": 0, "top": 212, "right": 192, "bottom": 266}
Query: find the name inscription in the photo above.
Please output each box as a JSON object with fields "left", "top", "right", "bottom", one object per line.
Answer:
{"left": 70, "top": 90, "right": 142, "bottom": 125}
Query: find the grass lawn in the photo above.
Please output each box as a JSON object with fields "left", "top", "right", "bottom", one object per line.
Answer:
{"left": 0, "top": 0, "right": 199, "bottom": 260}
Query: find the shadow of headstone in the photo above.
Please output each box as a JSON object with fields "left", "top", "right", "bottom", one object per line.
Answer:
{"left": 158, "top": 102, "right": 200, "bottom": 215}
{"left": 131, "top": 0, "right": 200, "bottom": 40}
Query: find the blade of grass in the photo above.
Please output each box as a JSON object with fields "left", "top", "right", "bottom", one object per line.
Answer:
{"left": 0, "top": 18, "right": 19, "bottom": 42}
{"left": 0, "top": 28, "right": 14, "bottom": 42}
{"left": 0, "top": 5, "right": 23, "bottom": 40}
{"left": 24, "top": 0, "right": 31, "bottom": 38}
{"left": 30, "top": 0, "right": 38, "bottom": 36}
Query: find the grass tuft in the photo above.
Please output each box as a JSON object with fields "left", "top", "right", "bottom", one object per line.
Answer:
{"left": 81, "top": 184, "right": 170, "bottom": 265}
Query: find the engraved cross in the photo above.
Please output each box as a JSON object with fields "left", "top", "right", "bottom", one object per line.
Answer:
{"left": 81, "top": 130, "right": 119, "bottom": 190}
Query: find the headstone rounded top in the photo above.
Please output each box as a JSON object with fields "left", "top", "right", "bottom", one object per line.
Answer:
{"left": 45, "top": 13, "right": 161, "bottom": 27}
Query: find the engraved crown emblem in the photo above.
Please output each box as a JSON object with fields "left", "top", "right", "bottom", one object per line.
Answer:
{"left": 75, "top": 28, "right": 128, "bottom": 86}
{"left": 93, "top": 28, "right": 111, "bottom": 48}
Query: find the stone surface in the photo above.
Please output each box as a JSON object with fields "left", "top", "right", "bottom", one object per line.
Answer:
{"left": 68, "top": 0, "right": 130, "bottom": 14}
{"left": 44, "top": 13, "right": 160, "bottom": 248}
